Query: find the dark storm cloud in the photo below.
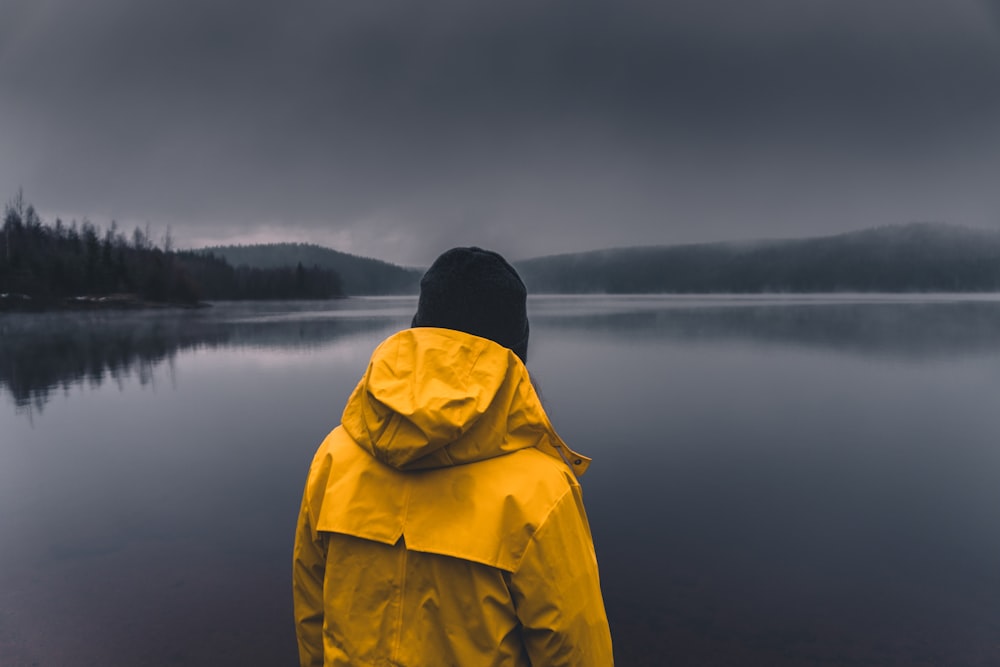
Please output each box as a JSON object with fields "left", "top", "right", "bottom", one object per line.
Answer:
{"left": 1, "top": 0, "right": 998, "bottom": 264}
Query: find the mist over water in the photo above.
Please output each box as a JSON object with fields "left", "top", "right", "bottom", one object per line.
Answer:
{"left": 3, "top": 295, "right": 1000, "bottom": 666}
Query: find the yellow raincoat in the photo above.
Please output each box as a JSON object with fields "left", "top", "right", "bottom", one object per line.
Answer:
{"left": 293, "top": 327, "right": 613, "bottom": 666}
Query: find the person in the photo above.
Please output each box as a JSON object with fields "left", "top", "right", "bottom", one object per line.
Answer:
{"left": 292, "top": 247, "right": 613, "bottom": 666}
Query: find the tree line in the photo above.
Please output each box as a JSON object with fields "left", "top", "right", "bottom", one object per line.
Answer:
{"left": 201, "top": 242, "right": 422, "bottom": 295}
{"left": 0, "top": 191, "right": 343, "bottom": 306}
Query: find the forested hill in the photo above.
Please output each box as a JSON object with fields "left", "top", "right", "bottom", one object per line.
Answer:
{"left": 514, "top": 223, "right": 1000, "bottom": 293}
{"left": 0, "top": 194, "right": 345, "bottom": 307}
{"left": 200, "top": 243, "right": 422, "bottom": 295}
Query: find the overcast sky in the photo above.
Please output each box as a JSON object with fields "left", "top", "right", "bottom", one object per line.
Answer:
{"left": 1, "top": 0, "right": 999, "bottom": 266}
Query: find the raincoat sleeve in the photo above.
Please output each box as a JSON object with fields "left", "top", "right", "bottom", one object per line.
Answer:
{"left": 510, "top": 485, "right": 614, "bottom": 666}
{"left": 292, "top": 491, "right": 327, "bottom": 667}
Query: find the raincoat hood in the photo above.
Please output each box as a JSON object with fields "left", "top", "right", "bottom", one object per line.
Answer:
{"left": 341, "top": 327, "right": 590, "bottom": 476}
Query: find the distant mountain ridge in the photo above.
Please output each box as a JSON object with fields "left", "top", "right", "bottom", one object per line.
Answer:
{"left": 199, "top": 223, "right": 1000, "bottom": 295}
{"left": 513, "top": 222, "right": 1000, "bottom": 293}
{"left": 198, "top": 243, "right": 422, "bottom": 296}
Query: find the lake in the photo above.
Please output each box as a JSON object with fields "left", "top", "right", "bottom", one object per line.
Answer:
{"left": 3, "top": 295, "right": 1000, "bottom": 666}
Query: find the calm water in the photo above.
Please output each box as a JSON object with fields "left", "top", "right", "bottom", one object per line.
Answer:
{"left": 3, "top": 295, "right": 1000, "bottom": 666}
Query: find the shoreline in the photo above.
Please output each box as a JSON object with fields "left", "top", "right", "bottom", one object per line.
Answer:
{"left": 0, "top": 293, "right": 210, "bottom": 312}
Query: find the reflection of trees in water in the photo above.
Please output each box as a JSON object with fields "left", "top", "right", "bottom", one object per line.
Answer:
{"left": 0, "top": 310, "right": 401, "bottom": 410}
{"left": 9, "top": 297, "right": 999, "bottom": 410}
{"left": 535, "top": 299, "right": 1000, "bottom": 360}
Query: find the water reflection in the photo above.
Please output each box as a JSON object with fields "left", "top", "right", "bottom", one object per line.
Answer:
{"left": 8, "top": 296, "right": 1000, "bottom": 411}
{"left": 0, "top": 298, "right": 415, "bottom": 410}
{"left": 530, "top": 294, "right": 1000, "bottom": 359}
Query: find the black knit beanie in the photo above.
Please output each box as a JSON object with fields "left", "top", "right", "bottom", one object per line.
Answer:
{"left": 411, "top": 247, "right": 529, "bottom": 362}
